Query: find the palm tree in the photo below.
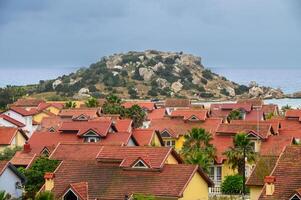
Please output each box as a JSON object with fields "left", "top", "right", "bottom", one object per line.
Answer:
{"left": 0, "top": 191, "right": 10, "bottom": 200}
{"left": 64, "top": 101, "right": 76, "bottom": 108}
{"left": 224, "top": 133, "right": 256, "bottom": 176}
{"left": 181, "top": 128, "right": 216, "bottom": 173}
{"left": 35, "top": 191, "right": 54, "bottom": 200}
{"left": 227, "top": 109, "right": 243, "bottom": 121}
{"left": 85, "top": 97, "right": 99, "bottom": 108}
{"left": 281, "top": 104, "right": 292, "bottom": 115}
{"left": 106, "top": 94, "right": 121, "bottom": 105}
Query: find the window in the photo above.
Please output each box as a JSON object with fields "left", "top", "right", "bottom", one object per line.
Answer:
{"left": 291, "top": 194, "right": 301, "bottom": 200}
{"left": 63, "top": 189, "right": 78, "bottom": 200}
{"left": 85, "top": 137, "right": 99, "bottom": 143}
{"left": 161, "top": 130, "right": 171, "bottom": 138}
{"left": 209, "top": 165, "right": 222, "bottom": 185}
{"left": 164, "top": 140, "right": 175, "bottom": 147}
{"left": 132, "top": 159, "right": 149, "bottom": 169}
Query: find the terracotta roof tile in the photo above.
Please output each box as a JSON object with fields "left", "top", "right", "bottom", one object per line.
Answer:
{"left": 231, "top": 120, "right": 280, "bottom": 134}
{"left": 114, "top": 119, "right": 132, "bottom": 132}
{"left": 237, "top": 99, "right": 264, "bottom": 107}
{"left": 259, "top": 145, "right": 301, "bottom": 200}
{"left": 0, "top": 114, "right": 25, "bottom": 127}
{"left": 147, "top": 108, "right": 166, "bottom": 120}
{"left": 37, "top": 102, "right": 64, "bottom": 111}
{"left": 59, "top": 108, "right": 100, "bottom": 119}
{"left": 0, "top": 127, "right": 27, "bottom": 145}
{"left": 165, "top": 98, "right": 190, "bottom": 107}
{"left": 69, "top": 182, "right": 88, "bottom": 200}
{"left": 170, "top": 109, "right": 208, "bottom": 121}
{"left": 122, "top": 101, "right": 155, "bottom": 111}
{"left": 12, "top": 98, "right": 45, "bottom": 107}
{"left": 0, "top": 161, "right": 9, "bottom": 175}
{"left": 9, "top": 107, "right": 34, "bottom": 116}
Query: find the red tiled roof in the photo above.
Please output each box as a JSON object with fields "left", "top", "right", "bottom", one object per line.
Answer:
{"left": 219, "top": 103, "right": 252, "bottom": 112}
{"left": 114, "top": 119, "right": 132, "bottom": 132}
{"left": 40, "top": 116, "right": 63, "bottom": 131}
{"left": 49, "top": 143, "right": 103, "bottom": 161}
{"left": 246, "top": 155, "right": 278, "bottom": 186}
{"left": 0, "top": 161, "right": 9, "bottom": 175}
{"left": 9, "top": 107, "right": 34, "bottom": 116}
{"left": 150, "top": 118, "right": 222, "bottom": 138}
{"left": 165, "top": 98, "right": 191, "bottom": 107}
{"left": 216, "top": 123, "right": 273, "bottom": 139}
{"left": 245, "top": 109, "right": 265, "bottom": 121}
{"left": 211, "top": 135, "right": 234, "bottom": 164}
{"left": 285, "top": 109, "right": 301, "bottom": 120}
{"left": 0, "top": 127, "right": 27, "bottom": 145}
{"left": 0, "top": 114, "right": 25, "bottom": 127}
{"left": 122, "top": 101, "right": 155, "bottom": 111}
{"left": 231, "top": 120, "right": 280, "bottom": 134}
{"left": 12, "top": 98, "right": 45, "bottom": 107}
{"left": 237, "top": 99, "right": 264, "bottom": 107}
{"left": 170, "top": 109, "right": 208, "bottom": 121}
{"left": 147, "top": 108, "right": 166, "bottom": 120}
{"left": 10, "top": 150, "right": 37, "bottom": 167}
{"left": 37, "top": 102, "right": 64, "bottom": 111}
{"left": 59, "top": 108, "right": 99, "bottom": 118}
{"left": 259, "top": 145, "right": 301, "bottom": 200}
{"left": 96, "top": 146, "right": 174, "bottom": 168}
{"left": 261, "top": 104, "right": 278, "bottom": 115}
{"left": 69, "top": 182, "right": 88, "bottom": 200}
{"left": 48, "top": 160, "right": 209, "bottom": 199}
{"left": 59, "top": 121, "right": 112, "bottom": 137}
{"left": 132, "top": 129, "right": 156, "bottom": 146}
{"left": 98, "top": 132, "right": 133, "bottom": 146}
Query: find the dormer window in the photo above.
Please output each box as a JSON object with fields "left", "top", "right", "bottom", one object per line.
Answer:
{"left": 188, "top": 115, "right": 199, "bottom": 121}
{"left": 63, "top": 189, "right": 78, "bottom": 200}
{"left": 82, "top": 130, "right": 100, "bottom": 143}
{"left": 290, "top": 194, "right": 301, "bottom": 200}
{"left": 161, "top": 130, "right": 171, "bottom": 138}
{"left": 132, "top": 159, "right": 149, "bottom": 169}
{"left": 48, "top": 127, "right": 56, "bottom": 132}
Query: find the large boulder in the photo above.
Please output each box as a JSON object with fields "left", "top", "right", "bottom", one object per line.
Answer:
{"left": 249, "top": 86, "right": 264, "bottom": 97}
{"left": 171, "top": 80, "right": 183, "bottom": 93}
{"left": 139, "top": 67, "right": 154, "bottom": 81}
{"left": 156, "top": 78, "right": 170, "bottom": 88}
{"left": 52, "top": 79, "right": 62, "bottom": 89}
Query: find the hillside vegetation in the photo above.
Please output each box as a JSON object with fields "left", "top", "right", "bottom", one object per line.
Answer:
{"left": 3, "top": 50, "right": 285, "bottom": 101}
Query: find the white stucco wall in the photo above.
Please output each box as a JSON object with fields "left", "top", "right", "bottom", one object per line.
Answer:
{"left": 0, "top": 119, "right": 17, "bottom": 128}
{"left": 0, "top": 167, "right": 23, "bottom": 198}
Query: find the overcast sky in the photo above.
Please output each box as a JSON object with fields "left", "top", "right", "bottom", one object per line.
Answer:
{"left": 0, "top": 0, "right": 301, "bottom": 70}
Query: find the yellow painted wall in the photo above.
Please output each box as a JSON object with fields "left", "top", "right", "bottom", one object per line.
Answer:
{"left": 0, "top": 131, "right": 27, "bottom": 152}
{"left": 151, "top": 133, "right": 162, "bottom": 147}
{"left": 33, "top": 112, "right": 50, "bottom": 123}
{"left": 46, "top": 101, "right": 83, "bottom": 108}
{"left": 179, "top": 172, "right": 209, "bottom": 200}
{"left": 222, "top": 163, "right": 236, "bottom": 181}
{"left": 250, "top": 186, "right": 262, "bottom": 200}
{"left": 175, "top": 135, "right": 185, "bottom": 151}
{"left": 165, "top": 154, "right": 179, "bottom": 164}
{"left": 45, "top": 106, "right": 60, "bottom": 115}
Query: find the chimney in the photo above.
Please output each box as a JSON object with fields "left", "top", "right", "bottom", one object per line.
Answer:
{"left": 264, "top": 176, "right": 276, "bottom": 195}
{"left": 23, "top": 143, "right": 31, "bottom": 153}
{"left": 44, "top": 172, "right": 55, "bottom": 191}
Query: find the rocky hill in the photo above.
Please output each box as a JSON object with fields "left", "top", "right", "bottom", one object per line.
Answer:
{"left": 34, "top": 50, "right": 284, "bottom": 100}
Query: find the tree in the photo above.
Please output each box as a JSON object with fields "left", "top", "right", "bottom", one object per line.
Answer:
{"left": 64, "top": 101, "right": 76, "bottom": 109}
{"left": 281, "top": 104, "right": 292, "bottom": 114}
{"left": 224, "top": 133, "right": 256, "bottom": 176}
{"left": 102, "top": 94, "right": 124, "bottom": 115}
{"left": 85, "top": 97, "right": 99, "bottom": 108}
{"left": 221, "top": 175, "right": 243, "bottom": 194}
{"left": 180, "top": 128, "right": 216, "bottom": 173}
{"left": 21, "top": 157, "right": 59, "bottom": 199}
{"left": 0, "top": 146, "right": 22, "bottom": 161}
{"left": 106, "top": 94, "right": 121, "bottom": 104}
{"left": 227, "top": 109, "right": 243, "bottom": 121}
{"left": 123, "top": 105, "right": 146, "bottom": 128}
{"left": 0, "top": 191, "right": 11, "bottom": 200}
{"left": 35, "top": 191, "right": 55, "bottom": 200}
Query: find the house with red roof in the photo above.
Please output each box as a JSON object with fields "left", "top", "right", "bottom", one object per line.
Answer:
{"left": 122, "top": 101, "right": 156, "bottom": 112}
{"left": 0, "top": 114, "right": 25, "bottom": 128}
{"left": 257, "top": 145, "right": 301, "bottom": 200}
{"left": 0, "top": 127, "right": 28, "bottom": 152}
{"left": 164, "top": 98, "right": 191, "bottom": 115}
{"left": 37, "top": 102, "right": 64, "bottom": 115}
{"left": 40, "top": 145, "right": 213, "bottom": 200}
{"left": 11, "top": 98, "right": 45, "bottom": 109}
{"left": 58, "top": 108, "right": 101, "bottom": 120}
{"left": 3, "top": 107, "right": 38, "bottom": 136}
{"left": 0, "top": 161, "right": 26, "bottom": 198}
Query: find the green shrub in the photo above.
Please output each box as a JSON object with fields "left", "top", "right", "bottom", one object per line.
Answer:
{"left": 202, "top": 69, "right": 214, "bottom": 80}
{"left": 220, "top": 88, "right": 230, "bottom": 96}
{"left": 0, "top": 146, "right": 22, "bottom": 161}
{"left": 35, "top": 191, "right": 55, "bottom": 200}
{"left": 199, "top": 92, "right": 214, "bottom": 98}
{"left": 235, "top": 85, "right": 249, "bottom": 95}
{"left": 221, "top": 175, "right": 243, "bottom": 194}
{"left": 201, "top": 78, "right": 208, "bottom": 85}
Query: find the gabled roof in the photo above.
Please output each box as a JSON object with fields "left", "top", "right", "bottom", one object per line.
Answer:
{"left": 262, "top": 104, "right": 279, "bottom": 115}
{"left": 245, "top": 109, "right": 265, "bottom": 121}
{"left": 12, "top": 98, "right": 45, "bottom": 107}
{"left": 96, "top": 146, "right": 181, "bottom": 169}
{"left": 37, "top": 102, "right": 64, "bottom": 111}
{"left": 237, "top": 98, "right": 264, "bottom": 107}
{"left": 150, "top": 118, "right": 222, "bottom": 138}
{"left": 246, "top": 155, "right": 278, "bottom": 186}
{"left": 170, "top": 109, "right": 208, "bottom": 121}
{"left": 49, "top": 143, "right": 103, "bottom": 161}
{"left": 64, "top": 182, "right": 88, "bottom": 200}
{"left": 259, "top": 145, "right": 301, "bottom": 200}
{"left": 216, "top": 103, "right": 252, "bottom": 112}
{"left": 285, "top": 109, "right": 301, "bottom": 120}
{"left": 165, "top": 98, "right": 190, "bottom": 108}
{"left": 0, "top": 114, "right": 25, "bottom": 127}
{"left": 47, "top": 160, "right": 212, "bottom": 199}
{"left": 8, "top": 107, "right": 34, "bottom": 116}
{"left": 40, "top": 116, "right": 63, "bottom": 131}
{"left": 147, "top": 108, "right": 166, "bottom": 120}
{"left": 10, "top": 150, "right": 37, "bottom": 167}
{"left": 59, "top": 121, "right": 113, "bottom": 137}
{"left": 0, "top": 161, "right": 26, "bottom": 182}
{"left": 230, "top": 120, "right": 281, "bottom": 134}
{"left": 216, "top": 123, "right": 273, "bottom": 139}
{"left": 0, "top": 127, "right": 28, "bottom": 145}
{"left": 114, "top": 119, "right": 132, "bottom": 132}
{"left": 59, "top": 108, "right": 99, "bottom": 119}
{"left": 122, "top": 101, "right": 155, "bottom": 111}
{"left": 132, "top": 129, "right": 159, "bottom": 146}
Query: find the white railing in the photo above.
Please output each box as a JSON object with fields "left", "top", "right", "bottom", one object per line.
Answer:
{"left": 209, "top": 181, "right": 222, "bottom": 195}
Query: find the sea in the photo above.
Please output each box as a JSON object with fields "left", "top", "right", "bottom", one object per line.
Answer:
{"left": 1, "top": 66, "right": 301, "bottom": 108}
